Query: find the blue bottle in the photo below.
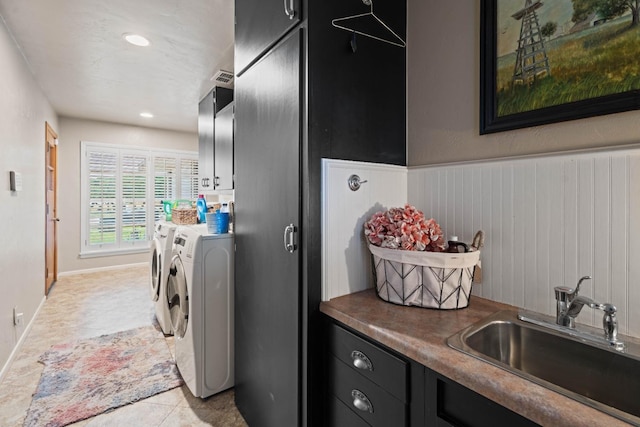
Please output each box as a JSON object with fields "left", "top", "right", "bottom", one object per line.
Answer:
{"left": 196, "top": 194, "right": 207, "bottom": 223}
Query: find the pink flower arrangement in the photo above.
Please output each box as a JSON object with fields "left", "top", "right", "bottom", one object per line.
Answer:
{"left": 364, "top": 204, "right": 445, "bottom": 251}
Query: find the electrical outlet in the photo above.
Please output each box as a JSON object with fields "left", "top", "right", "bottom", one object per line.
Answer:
{"left": 13, "top": 307, "right": 24, "bottom": 326}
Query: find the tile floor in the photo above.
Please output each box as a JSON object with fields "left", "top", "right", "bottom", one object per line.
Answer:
{"left": 0, "top": 266, "right": 248, "bottom": 427}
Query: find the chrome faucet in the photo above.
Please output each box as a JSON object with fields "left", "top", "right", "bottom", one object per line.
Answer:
{"left": 554, "top": 276, "right": 620, "bottom": 345}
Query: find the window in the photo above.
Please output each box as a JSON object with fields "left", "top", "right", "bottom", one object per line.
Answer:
{"left": 81, "top": 141, "right": 198, "bottom": 257}
{"left": 151, "top": 156, "right": 199, "bottom": 222}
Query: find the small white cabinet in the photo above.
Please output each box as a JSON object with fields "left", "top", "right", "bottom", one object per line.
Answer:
{"left": 198, "top": 87, "right": 233, "bottom": 191}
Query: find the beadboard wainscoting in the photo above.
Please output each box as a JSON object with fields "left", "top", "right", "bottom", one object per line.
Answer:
{"left": 322, "top": 159, "right": 407, "bottom": 301}
{"left": 408, "top": 148, "right": 640, "bottom": 337}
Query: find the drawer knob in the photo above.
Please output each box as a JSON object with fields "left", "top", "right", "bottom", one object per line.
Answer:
{"left": 351, "top": 350, "right": 373, "bottom": 371}
{"left": 351, "top": 389, "right": 373, "bottom": 413}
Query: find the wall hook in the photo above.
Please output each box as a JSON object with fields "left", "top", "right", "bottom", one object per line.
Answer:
{"left": 348, "top": 174, "right": 368, "bottom": 191}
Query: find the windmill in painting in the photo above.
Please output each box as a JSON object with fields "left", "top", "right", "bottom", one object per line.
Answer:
{"left": 511, "top": 0, "right": 550, "bottom": 85}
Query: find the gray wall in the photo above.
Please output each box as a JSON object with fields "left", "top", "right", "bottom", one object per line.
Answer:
{"left": 407, "top": 1, "right": 640, "bottom": 166}
{"left": 57, "top": 117, "right": 197, "bottom": 273}
{"left": 0, "top": 18, "right": 58, "bottom": 371}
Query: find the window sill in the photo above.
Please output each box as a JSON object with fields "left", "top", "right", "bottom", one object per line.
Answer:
{"left": 79, "top": 245, "right": 151, "bottom": 259}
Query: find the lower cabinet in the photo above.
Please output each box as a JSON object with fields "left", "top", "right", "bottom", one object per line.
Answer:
{"left": 426, "top": 369, "right": 539, "bottom": 427}
{"left": 325, "top": 318, "right": 539, "bottom": 427}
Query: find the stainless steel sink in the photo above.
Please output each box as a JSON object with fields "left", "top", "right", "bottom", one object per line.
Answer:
{"left": 447, "top": 310, "right": 640, "bottom": 425}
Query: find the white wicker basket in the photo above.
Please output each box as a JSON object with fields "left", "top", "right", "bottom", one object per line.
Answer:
{"left": 369, "top": 244, "right": 480, "bottom": 310}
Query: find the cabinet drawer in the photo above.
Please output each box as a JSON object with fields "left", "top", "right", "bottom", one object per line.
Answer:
{"left": 329, "top": 356, "right": 407, "bottom": 427}
{"left": 328, "top": 322, "right": 408, "bottom": 402}
{"left": 328, "top": 395, "right": 370, "bottom": 427}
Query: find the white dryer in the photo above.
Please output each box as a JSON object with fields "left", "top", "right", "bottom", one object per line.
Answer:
{"left": 149, "top": 221, "right": 177, "bottom": 335}
{"left": 167, "top": 225, "right": 234, "bottom": 398}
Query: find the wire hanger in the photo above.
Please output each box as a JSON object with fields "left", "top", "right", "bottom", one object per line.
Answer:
{"left": 332, "top": 0, "right": 406, "bottom": 48}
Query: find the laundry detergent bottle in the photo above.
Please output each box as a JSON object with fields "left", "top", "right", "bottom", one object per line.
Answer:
{"left": 196, "top": 194, "right": 207, "bottom": 223}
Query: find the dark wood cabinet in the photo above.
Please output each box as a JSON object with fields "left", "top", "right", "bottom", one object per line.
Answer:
{"left": 213, "top": 102, "right": 234, "bottom": 190}
{"left": 324, "top": 318, "right": 539, "bottom": 427}
{"left": 327, "top": 322, "right": 408, "bottom": 402}
{"left": 233, "top": 1, "right": 406, "bottom": 426}
{"left": 234, "top": 0, "right": 301, "bottom": 76}
{"left": 425, "top": 370, "right": 539, "bottom": 427}
{"left": 329, "top": 356, "right": 407, "bottom": 426}
{"left": 197, "top": 86, "right": 233, "bottom": 192}
{"left": 325, "top": 320, "right": 424, "bottom": 427}
{"left": 234, "top": 30, "right": 302, "bottom": 427}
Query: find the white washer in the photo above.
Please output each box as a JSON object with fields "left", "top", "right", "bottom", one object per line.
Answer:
{"left": 167, "top": 225, "right": 234, "bottom": 398}
{"left": 149, "top": 221, "right": 177, "bottom": 335}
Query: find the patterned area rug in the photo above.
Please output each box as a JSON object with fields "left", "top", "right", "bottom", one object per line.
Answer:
{"left": 23, "top": 325, "right": 183, "bottom": 427}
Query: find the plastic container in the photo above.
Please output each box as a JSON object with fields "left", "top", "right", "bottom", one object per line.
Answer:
{"left": 206, "top": 212, "right": 229, "bottom": 234}
{"left": 162, "top": 200, "right": 175, "bottom": 221}
{"left": 196, "top": 194, "right": 207, "bottom": 223}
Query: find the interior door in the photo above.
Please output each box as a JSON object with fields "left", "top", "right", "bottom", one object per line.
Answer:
{"left": 234, "top": 31, "right": 302, "bottom": 427}
{"left": 45, "top": 122, "right": 58, "bottom": 295}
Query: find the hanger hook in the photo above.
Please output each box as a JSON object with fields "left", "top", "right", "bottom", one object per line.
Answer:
{"left": 362, "top": 0, "right": 372, "bottom": 5}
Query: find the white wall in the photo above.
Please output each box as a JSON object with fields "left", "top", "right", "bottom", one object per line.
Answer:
{"left": 322, "top": 152, "right": 640, "bottom": 339}
{"left": 321, "top": 159, "right": 407, "bottom": 301}
{"left": 57, "top": 117, "right": 197, "bottom": 273}
{"left": 408, "top": 148, "right": 640, "bottom": 338}
{"left": 0, "top": 17, "right": 58, "bottom": 371}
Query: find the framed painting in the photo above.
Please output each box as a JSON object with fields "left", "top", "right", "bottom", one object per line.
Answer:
{"left": 480, "top": 0, "right": 640, "bottom": 134}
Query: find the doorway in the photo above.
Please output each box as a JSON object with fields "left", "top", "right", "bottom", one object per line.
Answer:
{"left": 45, "top": 122, "right": 58, "bottom": 295}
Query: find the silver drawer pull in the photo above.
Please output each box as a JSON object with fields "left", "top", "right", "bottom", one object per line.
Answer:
{"left": 351, "top": 389, "right": 373, "bottom": 413}
{"left": 351, "top": 350, "right": 373, "bottom": 371}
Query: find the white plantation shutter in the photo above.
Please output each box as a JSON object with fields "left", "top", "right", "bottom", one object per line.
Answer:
{"left": 153, "top": 157, "right": 177, "bottom": 222}
{"left": 81, "top": 142, "right": 197, "bottom": 257}
{"left": 121, "top": 154, "right": 148, "bottom": 244}
{"left": 180, "top": 158, "right": 199, "bottom": 200}
{"left": 88, "top": 150, "right": 118, "bottom": 246}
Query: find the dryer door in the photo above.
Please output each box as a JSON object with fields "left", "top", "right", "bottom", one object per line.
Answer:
{"left": 167, "top": 254, "right": 189, "bottom": 339}
{"left": 149, "top": 239, "right": 162, "bottom": 302}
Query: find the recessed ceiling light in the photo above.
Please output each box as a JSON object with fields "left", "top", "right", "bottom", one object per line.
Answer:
{"left": 140, "top": 112, "right": 154, "bottom": 118}
{"left": 123, "top": 33, "right": 150, "bottom": 47}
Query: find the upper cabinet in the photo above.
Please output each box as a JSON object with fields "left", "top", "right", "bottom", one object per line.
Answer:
{"left": 234, "top": 0, "right": 301, "bottom": 76}
{"left": 213, "top": 102, "right": 234, "bottom": 191}
{"left": 198, "top": 86, "right": 233, "bottom": 192}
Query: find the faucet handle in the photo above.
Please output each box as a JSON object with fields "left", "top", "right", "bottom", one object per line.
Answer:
{"left": 555, "top": 276, "right": 592, "bottom": 302}
{"left": 554, "top": 286, "right": 574, "bottom": 302}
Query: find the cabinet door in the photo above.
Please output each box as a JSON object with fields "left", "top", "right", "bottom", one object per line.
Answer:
{"left": 213, "top": 102, "right": 234, "bottom": 190}
{"left": 234, "top": 31, "right": 302, "bottom": 427}
{"left": 425, "top": 369, "right": 539, "bottom": 427}
{"left": 235, "top": 0, "right": 301, "bottom": 75}
{"left": 198, "top": 90, "right": 214, "bottom": 191}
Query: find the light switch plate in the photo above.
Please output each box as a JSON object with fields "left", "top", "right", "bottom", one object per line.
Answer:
{"left": 10, "top": 171, "right": 22, "bottom": 191}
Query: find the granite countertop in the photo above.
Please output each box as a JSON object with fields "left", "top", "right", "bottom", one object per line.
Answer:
{"left": 320, "top": 289, "right": 631, "bottom": 427}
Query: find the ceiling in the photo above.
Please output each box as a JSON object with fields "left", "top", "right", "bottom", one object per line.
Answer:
{"left": 0, "top": 0, "right": 234, "bottom": 133}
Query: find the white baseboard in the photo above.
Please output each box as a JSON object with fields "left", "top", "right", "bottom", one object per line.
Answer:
{"left": 0, "top": 295, "right": 47, "bottom": 383}
{"left": 58, "top": 262, "right": 148, "bottom": 277}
